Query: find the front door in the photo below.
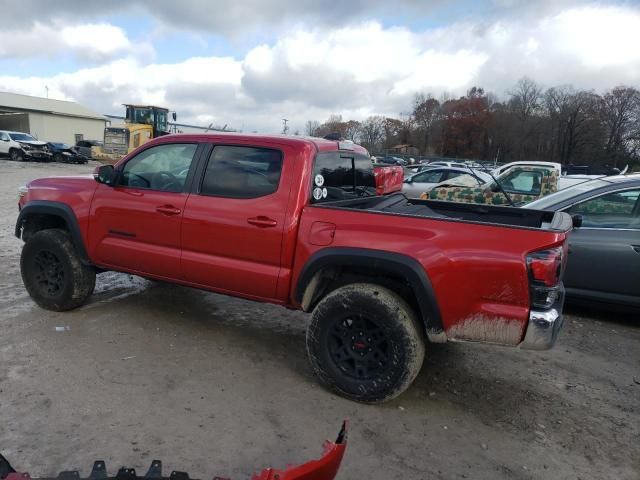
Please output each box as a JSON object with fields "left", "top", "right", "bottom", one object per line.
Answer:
{"left": 88, "top": 142, "right": 199, "bottom": 279}
{"left": 564, "top": 188, "right": 640, "bottom": 302}
{"left": 181, "top": 144, "right": 289, "bottom": 299}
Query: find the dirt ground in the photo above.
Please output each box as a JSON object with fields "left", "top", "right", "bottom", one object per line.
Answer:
{"left": 1, "top": 159, "right": 639, "bottom": 480}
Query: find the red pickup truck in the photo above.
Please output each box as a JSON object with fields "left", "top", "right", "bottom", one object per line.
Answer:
{"left": 16, "top": 134, "right": 571, "bottom": 402}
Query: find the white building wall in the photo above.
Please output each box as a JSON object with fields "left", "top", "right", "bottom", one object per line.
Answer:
{"left": 27, "top": 112, "right": 105, "bottom": 144}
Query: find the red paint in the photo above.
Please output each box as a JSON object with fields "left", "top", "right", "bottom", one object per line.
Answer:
{"left": 373, "top": 165, "right": 404, "bottom": 195}
{"left": 3, "top": 423, "right": 348, "bottom": 480}
{"left": 19, "top": 132, "right": 569, "bottom": 343}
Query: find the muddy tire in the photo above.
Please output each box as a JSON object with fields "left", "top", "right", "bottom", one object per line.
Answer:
{"left": 20, "top": 229, "right": 96, "bottom": 311}
{"left": 10, "top": 148, "right": 24, "bottom": 162}
{"left": 306, "top": 283, "right": 425, "bottom": 403}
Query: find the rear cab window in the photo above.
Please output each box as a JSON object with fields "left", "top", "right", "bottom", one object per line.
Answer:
{"left": 311, "top": 151, "right": 376, "bottom": 203}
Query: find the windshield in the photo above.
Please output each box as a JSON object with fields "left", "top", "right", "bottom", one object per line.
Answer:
{"left": 525, "top": 178, "right": 611, "bottom": 209}
{"left": 312, "top": 151, "right": 376, "bottom": 202}
{"left": 9, "top": 133, "right": 36, "bottom": 141}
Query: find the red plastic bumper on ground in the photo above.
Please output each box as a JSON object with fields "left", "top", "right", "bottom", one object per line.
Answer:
{"left": 0, "top": 423, "right": 348, "bottom": 480}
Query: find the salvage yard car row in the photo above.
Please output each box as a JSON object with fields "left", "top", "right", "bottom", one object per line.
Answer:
{"left": 0, "top": 129, "right": 93, "bottom": 163}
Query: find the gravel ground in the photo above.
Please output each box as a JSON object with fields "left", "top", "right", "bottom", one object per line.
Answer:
{"left": 1, "top": 159, "right": 639, "bottom": 480}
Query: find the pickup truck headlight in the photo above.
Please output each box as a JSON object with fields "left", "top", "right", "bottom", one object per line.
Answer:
{"left": 18, "top": 186, "right": 28, "bottom": 198}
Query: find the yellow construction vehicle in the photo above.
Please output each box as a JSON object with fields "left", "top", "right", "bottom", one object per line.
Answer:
{"left": 94, "top": 104, "right": 174, "bottom": 164}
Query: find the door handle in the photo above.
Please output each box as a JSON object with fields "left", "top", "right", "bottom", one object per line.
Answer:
{"left": 247, "top": 216, "right": 277, "bottom": 228}
{"left": 156, "top": 205, "right": 182, "bottom": 215}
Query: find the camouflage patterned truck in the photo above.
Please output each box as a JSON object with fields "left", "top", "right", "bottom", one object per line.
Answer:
{"left": 421, "top": 165, "right": 558, "bottom": 206}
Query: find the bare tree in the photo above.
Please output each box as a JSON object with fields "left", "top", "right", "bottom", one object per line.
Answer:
{"left": 359, "top": 116, "right": 386, "bottom": 151}
{"left": 305, "top": 120, "right": 320, "bottom": 136}
{"left": 599, "top": 86, "right": 640, "bottom": 166}
{"left": 544, "top": 87, "right": 600, "bottom": 164}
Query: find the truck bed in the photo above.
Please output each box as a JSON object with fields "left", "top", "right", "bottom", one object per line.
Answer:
{"left": 314, "top": 193, "right": 569, "bottom": 231}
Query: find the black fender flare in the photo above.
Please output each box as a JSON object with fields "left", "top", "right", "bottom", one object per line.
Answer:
{"left": 15, "top": 200, "right": 91, "bottom": 264}
{"left": 295, "top": 247, "right": 443, "bottom": 335}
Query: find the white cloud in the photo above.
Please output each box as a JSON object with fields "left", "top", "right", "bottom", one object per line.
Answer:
{"left": 0, "top": 22, "right": 153, "bottom": 63}
{"left": 0, "top": 4, "right": 639, "bottom": 134}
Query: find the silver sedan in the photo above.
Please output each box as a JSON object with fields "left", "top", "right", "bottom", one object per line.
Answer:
{"left": 402, "top": 167, "right": 492, "bottom": 199}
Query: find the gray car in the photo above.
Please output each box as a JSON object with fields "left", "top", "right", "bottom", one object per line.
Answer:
{"left": 525, "top": 174, "right": 640, "bottom": 309}
{"left": 402, "top": 167, "right": 491, "bottom": 198}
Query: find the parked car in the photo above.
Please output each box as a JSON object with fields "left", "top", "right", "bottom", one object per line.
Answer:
{"left": 16, "top": 133, "right": 572, "bottom": 402}
{"left": 0, "top": 130, "right": 52, "bottom": 162}
{"left": 427, "top": 165, "right": 559, "bottom": 205}
{"left": 524, "top": 174, "right": 640, "bottom": 309}
{"left": 47, "top": 142, "right": 88, "bottom": 164}
{"left": 403, "top": 166, "right": 492, "bottom": 199}
{"left": 376, "top": 156, "right": 407, "bottom": 166}
{"left": 75, "top": 139, "right": 103, "bottom": 159}
{"left": 428, "top": 161, "right": 468, "bottom": 168}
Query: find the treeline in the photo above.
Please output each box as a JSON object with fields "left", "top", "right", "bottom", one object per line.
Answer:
{"left": 305, "top": 78, "right": 640, "bottom": 168}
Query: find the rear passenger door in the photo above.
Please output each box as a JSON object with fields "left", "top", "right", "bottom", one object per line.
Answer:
{"left": 180, "top": 144, "right": 291, "bottom": 299}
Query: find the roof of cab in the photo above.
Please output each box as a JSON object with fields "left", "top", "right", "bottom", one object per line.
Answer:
{"left": 150, "top": 132, "right": 369, "bottom": 155}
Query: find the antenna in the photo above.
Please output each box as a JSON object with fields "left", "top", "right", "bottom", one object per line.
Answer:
{"left": 282, "top": 118, "right": 289, "bottom": 135}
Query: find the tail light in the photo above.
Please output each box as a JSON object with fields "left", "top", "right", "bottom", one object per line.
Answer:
{"left": 527, "top": 246, "right": 565, "bottom": 309}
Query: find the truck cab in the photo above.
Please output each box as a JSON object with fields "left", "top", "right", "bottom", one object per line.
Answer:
{"left": 100, "top": 105, "right": 172, "bottom": 162}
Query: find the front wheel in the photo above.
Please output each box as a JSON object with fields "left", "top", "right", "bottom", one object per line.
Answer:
{"left": 306, "top": 283, "right": 425, "bottom": 403}
{"left": 10, "top": 149, "right": 24, "bottom": 162}
{"left": 21, "top": 229, "right": 96, "bottom": 311}
{"left": 54, "top": 153, "right": 64, "bottom": 163}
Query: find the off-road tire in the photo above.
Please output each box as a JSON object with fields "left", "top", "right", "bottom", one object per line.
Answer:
{"left": 306, "top": 283, "right": 425, "bottom": 403}
{"left": 54, "top": 152, "right": 64, "bottom": 163}
{"left": 10, "top": 148, "right": 24, "bottom": 162}
{"left": 21, "top": 229, "right": 96, "bottom": 311}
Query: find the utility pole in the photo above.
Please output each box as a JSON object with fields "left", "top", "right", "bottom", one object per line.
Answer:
{"left": 282, "top": 118, "right": 289, "bottom": 135}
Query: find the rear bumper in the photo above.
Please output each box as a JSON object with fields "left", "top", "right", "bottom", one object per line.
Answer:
{"left": 520, "top": 288, "right": 565, "bottom": 350}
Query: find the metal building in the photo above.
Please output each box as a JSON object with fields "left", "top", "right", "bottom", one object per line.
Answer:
{"left": 0, "top": 91, "right": 106, "bottom": 145}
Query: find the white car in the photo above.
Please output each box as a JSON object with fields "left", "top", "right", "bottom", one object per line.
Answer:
{"left": 402, "top": 166, "right": 492, "bottom": 198}
{"left": 0, "top": 130, "right": 52, "bottom": 162}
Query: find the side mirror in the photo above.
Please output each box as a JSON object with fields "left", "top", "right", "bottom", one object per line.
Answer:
{"left": 404, "top": 178, "right": 412, "bottom": 184}
{"left": 0, "top": 138, "right": 8, "bottom": 142}
{"left": 93, "top": 165, "right": 115, "bottom": 185}
{"left": 172, "top": 112, "right": 177, "bottom": 121}
{"left": 490, "top": 183, "right": 500, "bottom": 193}
{"left": 571, "top": 214, "right": 583, "bottom": 229}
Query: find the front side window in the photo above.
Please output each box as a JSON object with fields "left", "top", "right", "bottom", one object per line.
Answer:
{"left": 568, "top": 189, "right": 640, "bottom": 229}
{"left": 0, "top": 132, "right": 9, "bottom": 141}
{"left": 499, "top": 170, "right": 543, "bottom": 195}
{"left": 200, "top": 145, "right": 283, "bottom": 199}
{"left": 119, "top": 143, "right": 197, "bottom": 192}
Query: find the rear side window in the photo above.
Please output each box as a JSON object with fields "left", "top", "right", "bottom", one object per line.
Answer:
{"left": 312, "top": 152, "right": 376, "bottom": 202}
{"left": 200, "top": 145, "right": 283, "bottom": 199}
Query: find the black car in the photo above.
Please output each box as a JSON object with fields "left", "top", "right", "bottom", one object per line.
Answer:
{"left": 526, "top": 174, "right": 640, "bottom": 309}
{"left": 75, "top": 139, "right": 102, "bottom": 159}
{"left": 47, "top": 142, "right": 88, "bottom": 164}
